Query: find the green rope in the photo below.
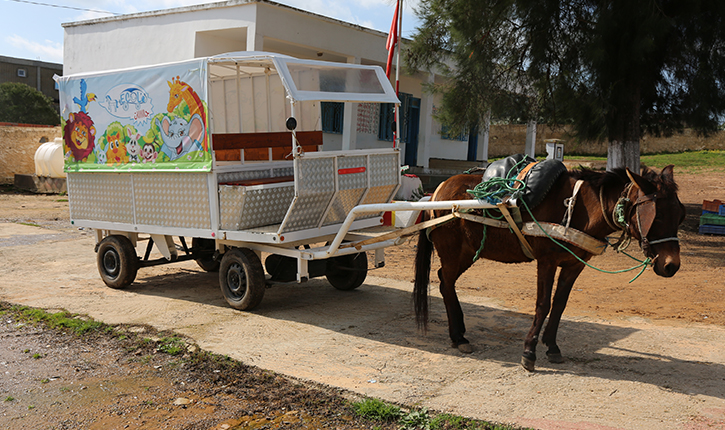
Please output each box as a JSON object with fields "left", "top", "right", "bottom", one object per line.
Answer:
{"left": 466, "top": 158, "right": 531, "bottom": 262}
{"left": 520, "top": 201, "right": 651, "bottom": 283}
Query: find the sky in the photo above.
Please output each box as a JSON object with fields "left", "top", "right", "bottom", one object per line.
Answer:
{"left": 1, "top": 0, "right": 422, "bottom": 64}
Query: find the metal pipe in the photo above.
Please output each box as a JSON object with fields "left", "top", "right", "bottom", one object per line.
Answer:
{"left": 324, "top": 199, "right": 500, "bottom": 256}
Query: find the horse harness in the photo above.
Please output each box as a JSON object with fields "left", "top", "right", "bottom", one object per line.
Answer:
{"left": 600, "top": 177, "right": 680, "bottom": 255}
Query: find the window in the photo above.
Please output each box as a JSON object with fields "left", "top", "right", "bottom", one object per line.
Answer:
{"left": 17, "top": 68, "right": 27, "bottom": 78}
{"left": 378, "top": 92, "right": 419, "bottom": 144}
{"left": 440, "top": 124, "right": 467, "bottom": 141}
{"left": 378, "top": 103, "right": 395, "bottom": 141}
{"left": 321, "top": 102, "right": 344, "bottom": 134}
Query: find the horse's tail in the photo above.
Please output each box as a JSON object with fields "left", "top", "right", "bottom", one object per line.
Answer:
{"left": 414, "top": 210, "right": 433, "bottom": 332}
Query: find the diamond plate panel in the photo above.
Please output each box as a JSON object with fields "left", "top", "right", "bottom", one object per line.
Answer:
{"left": 280, "top": 157, "right": 335, "bottom": 233}
{"left": 369, "top": 153, "right": 399, "bottom": 188}
{"left": 362, "top": 185, "right": 398, "bottom": 206}
{"left": 134, "top": 173, "right": 211, "bottom": 229}
{"left": 219, "top": 184, "right": 295, "bottom": 230}
{"left": 218, "top": 166, "right": 294, "bottom": 184}
{"left": 219, "top": 185, "right": 245, "bottom": 230}
{"left": 67, "top": 173, "right": 134, "bottom": 223}
{"left": 238, "top": 185, "right": 295, "bottom": 230}
{"left": 323, "top": 155, "right": 367, "bottom": 226}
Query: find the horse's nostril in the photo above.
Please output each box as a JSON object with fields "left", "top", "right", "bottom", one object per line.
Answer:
{"left": 664, "top": 263, "right": 679, "bottom": 277}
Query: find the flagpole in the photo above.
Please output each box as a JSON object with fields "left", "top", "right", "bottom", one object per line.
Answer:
{"left": 394, "top": 0, "right": 402, "bottom": 150}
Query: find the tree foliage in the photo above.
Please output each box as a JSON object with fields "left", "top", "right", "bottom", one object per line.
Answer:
{"left": 406, "top": 0, "right": 725, "bottom": 170}
{"left": 0, "top": 82, "right": 60, "bottom": 126}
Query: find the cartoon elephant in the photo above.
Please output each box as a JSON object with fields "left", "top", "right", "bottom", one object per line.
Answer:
{"left": 155, "top": 113, "right": 205, "bottom": 161}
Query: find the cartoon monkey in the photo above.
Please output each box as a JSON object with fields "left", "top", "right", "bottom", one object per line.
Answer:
{"left": 63, "top": 112, "right": 96, "bottom": 162}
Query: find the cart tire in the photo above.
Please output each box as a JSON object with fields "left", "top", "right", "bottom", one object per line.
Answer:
{"left": 219, "top": 248, "right": 265, "bottom": 310}
{"left": 326, "top": 252, "right": 368, "bottom": 291}
{"left": 96, "top": 235, "right": 138, "bottom": 289}
{"left": 192, "top": 238, "right": 220, "bottom": 272}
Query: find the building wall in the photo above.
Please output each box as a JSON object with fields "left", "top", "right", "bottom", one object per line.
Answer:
{"left": 0, "top": 124, "right": 62, "bottom": 183}
{"left": 0, "top": 56, "right": 63, "bottom": 108}
{"left": 63, "top": 4, "right": 260, "bottom": 74}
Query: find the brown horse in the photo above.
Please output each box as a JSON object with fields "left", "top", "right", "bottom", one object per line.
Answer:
{"left": 414, "top": 165, "right": 685, "bottom": 371}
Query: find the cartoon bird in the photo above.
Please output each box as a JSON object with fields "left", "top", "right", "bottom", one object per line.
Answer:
{"left": 73, "top": 79, "right": 97, "bottom": 114}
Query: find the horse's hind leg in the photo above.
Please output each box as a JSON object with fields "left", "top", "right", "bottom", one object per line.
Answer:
{"left": 542, "top": 261, "right": 586, "bottom": 364}
{"left": 437, "top": 251, "right": 475, "bottom": 353}
{"left": 522, "top": 260, "right": 557, "bottom": 371}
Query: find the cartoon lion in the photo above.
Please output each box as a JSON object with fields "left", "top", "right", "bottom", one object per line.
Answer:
{"left": 63, "top": 112, "right": 96, "bottom": 162}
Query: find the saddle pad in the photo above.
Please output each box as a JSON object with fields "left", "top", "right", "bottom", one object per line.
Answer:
{"left": 478, "top": 154, "right": 567, "bottom": 209}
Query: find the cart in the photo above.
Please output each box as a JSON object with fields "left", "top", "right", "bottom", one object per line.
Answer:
{"left": 56, "top": 52, "right": 496, "bottom": 310}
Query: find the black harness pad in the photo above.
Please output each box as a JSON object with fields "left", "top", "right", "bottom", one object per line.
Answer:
{"left": 479, "top": 154, "right": 568, "bottom": 209}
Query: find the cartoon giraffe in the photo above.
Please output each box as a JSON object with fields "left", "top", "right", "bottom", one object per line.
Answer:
{"left": 167, "top": 76, "right": 208, "bottom": 152}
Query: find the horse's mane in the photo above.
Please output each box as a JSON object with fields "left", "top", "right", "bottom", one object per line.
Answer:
{"left": 569, "top": 165, "right": 678, "bottom": 197}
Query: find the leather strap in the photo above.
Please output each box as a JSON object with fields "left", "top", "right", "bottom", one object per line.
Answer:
{"left": 497, "top": 202, "right": 536, "bottom": 259}
{"left": 513, "top": 161, "right": 539, "bottom": 189}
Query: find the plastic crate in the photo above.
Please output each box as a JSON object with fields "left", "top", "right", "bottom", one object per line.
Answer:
{"left": 700, "top": 213, "right": 725, "bottom": 226}
{"left": 699, "top": 224, "right": 725, "bottom": 235}
{"left": 702, "top": 199, "right": 724, "bottom": 213}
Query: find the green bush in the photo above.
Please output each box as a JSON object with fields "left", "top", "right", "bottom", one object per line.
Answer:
{"left": 0, "top": 82, "right": 59, "bottom": 125}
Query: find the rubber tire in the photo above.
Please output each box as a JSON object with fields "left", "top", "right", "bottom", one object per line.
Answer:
{"left": 192, "top": 238, "right": 220, "bottom": 272}
{"left": 326, "top": 252, "right": 368, "bottom": 291}
{"left": 97, "top": 235, "right": 138, "bottom": 289}
{"left": 219, "top": 248, "right": 266, "bottom": 310}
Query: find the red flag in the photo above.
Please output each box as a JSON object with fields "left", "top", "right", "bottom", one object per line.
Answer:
{"left": 385, "top": 0, "right": 400, "bottom": 79}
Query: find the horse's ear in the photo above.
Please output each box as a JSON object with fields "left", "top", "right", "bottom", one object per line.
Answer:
{"left": 626, "top": 168, "right": 656, "bottom": 194}
{"left": 661, "top": 164, "right": 675, "bottom": 180}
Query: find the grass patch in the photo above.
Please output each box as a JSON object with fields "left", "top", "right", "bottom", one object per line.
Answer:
{"left": 350, "top": 399, "right": 531, "bottom": 430}
{"left": 563, "top": 150, "right": 725, "bottom": 173}
{"left": 352, "top": 398, "right": 402, "bottom": 422}
{"left": 157, "top": 336, "right": 186, "bottom": 356}
{"left": 13, "top": 306, "right": 106, "bottom": 335}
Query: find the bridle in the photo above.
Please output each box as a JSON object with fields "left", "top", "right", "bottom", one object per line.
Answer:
{"left": 599, "top": 179, "right": 680, "bottom": 255}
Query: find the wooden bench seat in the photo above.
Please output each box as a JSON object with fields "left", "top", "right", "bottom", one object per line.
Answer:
{"left": 212, "top": 131, "right": 323, "bottom": 162}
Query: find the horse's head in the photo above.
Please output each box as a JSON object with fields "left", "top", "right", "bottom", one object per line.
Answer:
{"left": 625, "top": 165, "right": 686, "bottom": 277}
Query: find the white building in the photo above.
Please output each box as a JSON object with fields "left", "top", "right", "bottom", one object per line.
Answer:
{"left": 62, "top": 0, "right": 488, "bottom": 167}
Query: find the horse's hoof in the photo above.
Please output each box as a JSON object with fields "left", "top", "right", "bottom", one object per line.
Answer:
{"left": 521, "top": 356, "right": 536, "bottom": 372}
{"left": 458, "top": 343, "right": 473, "bottom": 354}
{"left": 547, "top": 352, "right": 565, "bottom": 363}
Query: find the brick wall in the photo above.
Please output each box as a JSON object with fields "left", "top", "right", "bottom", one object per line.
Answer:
{"left": 0, "top": 123, "right": 62, "bottom": 184}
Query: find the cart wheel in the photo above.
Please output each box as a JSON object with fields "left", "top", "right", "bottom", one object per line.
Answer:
{"left": 192, "top": 238, "right": 220, "bottom": 272}
{"left": 326, "top": 252, "right": 368, "bottom": 291}
{"left": 219, "top": 248, "right": 265, "bottom": 310}
{"left": 96, "top": 235, "right": 138, "bottom": 289}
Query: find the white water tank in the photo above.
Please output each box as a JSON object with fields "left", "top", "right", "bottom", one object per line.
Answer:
{"left": 34, "top": 138, "right": 66, "bottom": 178}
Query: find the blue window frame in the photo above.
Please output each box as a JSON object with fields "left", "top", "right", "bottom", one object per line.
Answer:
{"left": 378, "top": 103, "right": 395, "bottom": 141}
{"left": 440, "top": 124, "right": 467, "bottom": 141}
{"left": 321, "top": 102, "right": 344, "bottom": 134}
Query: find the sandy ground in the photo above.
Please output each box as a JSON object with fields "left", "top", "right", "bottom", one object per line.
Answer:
{"left": 1, "top": 168, "right": 725, "bottom": 430}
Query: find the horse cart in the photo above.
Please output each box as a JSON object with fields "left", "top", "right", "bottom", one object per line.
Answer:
{"left": 54, "top": 52, "right": 497, "bottom": 310}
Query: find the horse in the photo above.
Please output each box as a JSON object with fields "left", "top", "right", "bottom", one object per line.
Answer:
{"left": 413, "top": 164, "right": 686, "bottom": 371}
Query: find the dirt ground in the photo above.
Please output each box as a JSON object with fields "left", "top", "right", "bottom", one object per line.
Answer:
{"left": 1, "top": 166, "right": 725, "bottom": 430}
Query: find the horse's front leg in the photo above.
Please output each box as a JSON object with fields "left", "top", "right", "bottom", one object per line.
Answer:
{"left": 542, "top": 261, "right": 586, "bottom": 364}
{"left": 522, "top": 260, "right": 558, "bottom": 371}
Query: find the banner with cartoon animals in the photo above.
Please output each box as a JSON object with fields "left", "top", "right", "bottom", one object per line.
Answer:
{"left": 57, "top": 59, "right": 212, "bottom": 172}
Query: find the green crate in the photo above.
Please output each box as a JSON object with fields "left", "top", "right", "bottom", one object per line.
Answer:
{"left": 700, "top": 213, "right": 725, "bottom": 226}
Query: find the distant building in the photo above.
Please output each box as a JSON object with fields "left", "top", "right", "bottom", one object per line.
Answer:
{"left": 0, "top": 56, "right": 63, "bottom": 111}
